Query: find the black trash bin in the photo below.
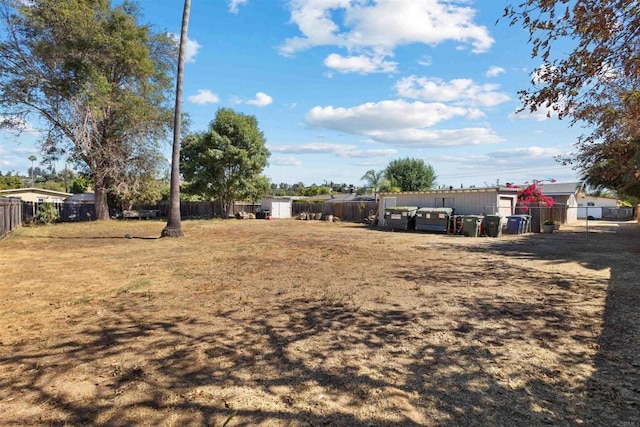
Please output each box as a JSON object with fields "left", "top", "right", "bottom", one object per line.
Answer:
{"left": 483, "top": 215, "right": 503, "bottom": 237}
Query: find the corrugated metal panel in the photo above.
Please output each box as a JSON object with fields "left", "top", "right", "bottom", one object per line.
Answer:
{"left": 377, "top": 189, "right": 518, "bottom": 217}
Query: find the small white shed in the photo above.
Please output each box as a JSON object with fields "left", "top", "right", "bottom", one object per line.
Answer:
{"left": 261, "top": 197, "right": 293, "bottom": 219}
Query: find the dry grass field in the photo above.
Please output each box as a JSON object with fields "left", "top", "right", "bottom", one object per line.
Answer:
{"left": 0, "top": 218, "right": 639, "bottom": 426}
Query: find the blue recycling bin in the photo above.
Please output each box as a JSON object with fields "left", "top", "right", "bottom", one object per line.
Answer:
{"left": 507, "top": 215, "right": 532, "bottom": 234}
{"left": 507, "top": 216, "right": 525, "bottom": 234}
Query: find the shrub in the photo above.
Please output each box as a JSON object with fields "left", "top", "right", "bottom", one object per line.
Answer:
{"left": 37, "top": 203, "right": 59, "bottom": 224}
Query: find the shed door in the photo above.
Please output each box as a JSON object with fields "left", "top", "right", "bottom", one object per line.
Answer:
{"left": 271, "top": 201, "right": 282, "bottom": 218}
{"left": 272, "top": 201, "right": 290, "bottom": 218}
{"left": 499, "top": 197, "right": 513, "bottom": 217}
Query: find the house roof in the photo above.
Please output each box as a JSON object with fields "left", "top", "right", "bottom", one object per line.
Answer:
{"left": 538, "top": 182, "right": 582, "bottom": 195}
{"left": 306, "top": 194, "right": 333, "bottom": 202}
{"left": 65, "top": 193, "right": 95, "bottom": 203}
{"left": 379, "top": 186, "right": 518, "bottom": 196}
{"left": 0, "top": 187, "right": 72, "bottom": 198}
{"left": 262, "top": 196, "right": 294, "bottom": 201}
{"left": 325, "top": 193, "right": 376, "bottom": 203}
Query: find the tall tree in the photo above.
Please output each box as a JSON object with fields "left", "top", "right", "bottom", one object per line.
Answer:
{"left": 161, "top": 0, "right": 190, "bottom": 238}
{"left": 385, "top": 158, "right": 436, "bottom": 192}
{"left": 181, "top": 108, "right": 271, "bottom": 217}
{"left": 360, "top": 169, "right": 385, "bottom": 201}
{"left": 505, "top": 1, "right": 640, "bottom": 197}
{"left": 0, "top": 0, "right": 175, "bottom": 219}
{"left": 28, "top": 155, "right": 36, "bottom": 187}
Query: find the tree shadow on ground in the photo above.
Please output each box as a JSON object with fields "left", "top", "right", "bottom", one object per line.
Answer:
{"left": 439, "top": 224, "right": 640, "bottom": 425}
{"left": 0, "top": 224, "right": 638, "bottom": 425}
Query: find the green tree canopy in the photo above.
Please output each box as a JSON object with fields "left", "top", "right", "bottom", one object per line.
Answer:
{"left": 181, "top": 108, "right": 271, "bottom": 216}
{"left": 0, "top": 173, "right": 24, "bottom": 190}
{"left": 384, "top": 158, "right": 436, "bottom": 192}
{"left": 69, "top": 176, "right": 90, "bottom": 194}
{"left": 0, "top": 0, "right": 175, "bottom": 219}
{"left": 505, "top": 1, "right": 640, "bottom": 197}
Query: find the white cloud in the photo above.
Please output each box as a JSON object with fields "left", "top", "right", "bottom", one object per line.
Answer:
{"left": 486, "top": 66, "right": 505, "bottom": 77}
{"left": 437, "top": 146, "right": 566, "bottom": 169}
{"left": 489, "top": 146, "right": 565, "bottom": 160}
{"left": 280, "top": 0, "right": 494, "bottom": 59}
{"left": 269, "top": 142, "right": 397, "bottom": 158}
{"left": 305, "top": 100, "right": 502, "bottom": 147}
{"left": 417, "top": 55, "right": 433, "bottom": 67}
{"left": 270, "top": 142, "right": 356, "bottom": 155}
{"left": 466, "top": 108, "right": 486, "bottom": 120}
{"left": 307, "top": 100, "right": 468, "bottom": 133}
{"left": 324, "top": 53, "right": 397, "bottom": 74}
{"left": 185, "top": 38, "right": 202, "bottom": 63}
{"left": 229, "top": 0, "right": 248, "bottom": 14}
{"left": 246, "top": 92, "right": 274, "bottom": 107}
{"left": 395, "top": 76, "right": 510, "bottom": 107}
{"left": 368, "top": 127, "right": 504, "bottom": 147}
{"left": 187, "top": 89, "right": 220, "bottom": 105}
{"left": 168, "top": 33, "right": 202, "bottom": 63}
{"left": 341, "top": 148, "right": 398, "bottom": 158}
{"left": 508, "top": 104, "right": 561, "bottom": 121}
{"left": 271, "top": 156, "right": 303, "bottom": 166}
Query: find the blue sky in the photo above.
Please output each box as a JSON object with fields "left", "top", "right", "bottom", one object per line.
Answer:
{"left": 0, "top": 0, "right": 586, "bottom": 188}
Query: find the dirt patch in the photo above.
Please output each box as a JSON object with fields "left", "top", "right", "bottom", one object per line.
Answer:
{"left": 0, "top": 219, "right": 638, "bottom": 426}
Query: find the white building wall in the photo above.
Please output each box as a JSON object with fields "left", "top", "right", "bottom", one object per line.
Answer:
{"left": 261, "top": 197, "right": 292, "bottom": 219}
{"left": 377, "top": 189, "right": 518, "bottom": 227}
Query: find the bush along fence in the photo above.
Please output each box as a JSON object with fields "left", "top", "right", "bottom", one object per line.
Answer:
{"left": 0, "top": 198, "right": 23, "bottom": 239}
{"left": 22, "top": 201, "right": 98, "bottom": 224}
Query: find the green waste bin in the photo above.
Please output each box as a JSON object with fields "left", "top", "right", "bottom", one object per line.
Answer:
{"left": 483, "top": 215, "right": 502, "bottom": 237}
{"left": 462, "top": 215, "right": 483, "bottom": 237}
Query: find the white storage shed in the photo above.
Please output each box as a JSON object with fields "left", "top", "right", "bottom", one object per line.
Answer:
{"left": 261, "top": 197, "right": 293, "bottom": 219}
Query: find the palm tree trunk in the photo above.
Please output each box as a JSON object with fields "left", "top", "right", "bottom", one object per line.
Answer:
{"left": 161, "top": 0, "right": 191, "bottom": 238}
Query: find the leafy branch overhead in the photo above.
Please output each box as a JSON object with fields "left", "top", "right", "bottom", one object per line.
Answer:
{"left": 505, "top": 0, "right": 640, "bottom": 197}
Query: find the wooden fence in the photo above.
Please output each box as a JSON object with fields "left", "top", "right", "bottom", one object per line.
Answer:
{"left": 0, "top": 198, "right": 22, "bottom": 239}
{"left": 292, "top": 201, "right": 378, "bottom": 222}
{"left": 515, "top": 203, "right": 567, "bottom": 233}
{"left": 21, "top": 201, "right": 98, "bottom": 223}
{"left": 151, "top": 201, "right": 261, "bottom": 219}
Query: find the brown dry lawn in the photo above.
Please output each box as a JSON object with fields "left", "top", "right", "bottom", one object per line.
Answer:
{"left": 0, "top": 218, "right": 639, "bottom": 426}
